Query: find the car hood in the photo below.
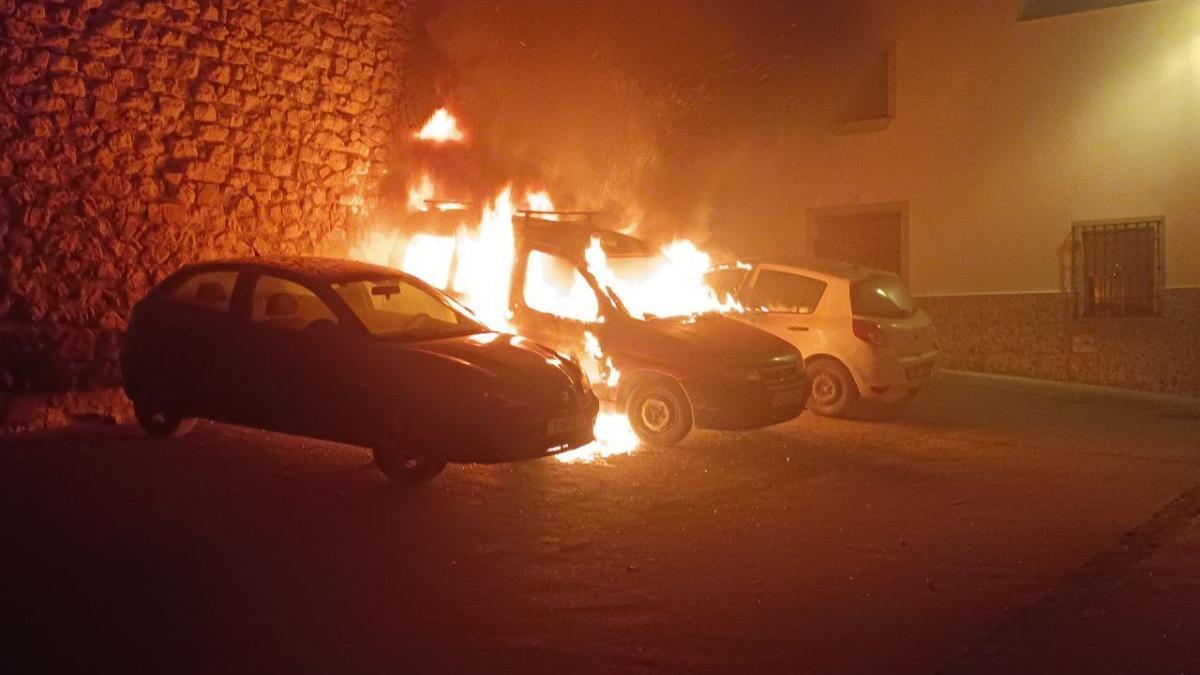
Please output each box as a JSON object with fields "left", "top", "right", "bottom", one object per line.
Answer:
{"left": 380, "top": 332, "right": 582, "bottom": 403}
{"left": 602, "top": 313, "right": 800, "bottom": 367}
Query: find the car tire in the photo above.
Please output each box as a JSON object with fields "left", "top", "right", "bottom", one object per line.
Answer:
{"left": 373, "top": 419, "right": 447, "bottom": 485}
{"left": 806, "top": 358, "right": 860, "bottom": 417}
{"left": 133, "top": 399, "right": 197, "bottom": 438}
{"left": 627, "top": 380, "right": 693, "bottom": 447}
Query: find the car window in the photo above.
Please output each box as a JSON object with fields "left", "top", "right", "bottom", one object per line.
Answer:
{"left": 333, "top": 278, "right": 483, "bottom": 339}
{"left": 168, "top": 270, "right": 238, "bottom": 312}
{"left": 745, "top": 269, "right": 827, "bottom": 314}
{"left": 850, "top": 273, "right": 916, "bottom": 319}
{"left": 523, "top": 250, "right": 599, "bottom": 323}
{"left": 704, "top": 267, "right": 750, "bottom": 300}
{"left": 251, "top": 275, "right": 338, "bottom": 331}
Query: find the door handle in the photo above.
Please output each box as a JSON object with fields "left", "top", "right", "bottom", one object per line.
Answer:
{"left": 787, "top": 326, "right": 809, "bottom": 332}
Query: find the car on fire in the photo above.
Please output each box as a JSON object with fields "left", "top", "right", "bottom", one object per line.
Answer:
{"left": 705, "top": 259, "right": 938, "bottom": 417}
{"left": 121, "top": 257, "right": 599, "bottom": 483}
{"left": 399, "top": 209, "right": 811, "bottom": 446}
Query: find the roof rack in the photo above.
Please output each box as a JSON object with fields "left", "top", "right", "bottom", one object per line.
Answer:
{"left": 514, "top": 210, "right": 599, "bottom": 223}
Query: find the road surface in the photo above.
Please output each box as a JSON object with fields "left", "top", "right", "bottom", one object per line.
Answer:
{"left": 3, "top": 372, "right": 1198, "bottom": 674}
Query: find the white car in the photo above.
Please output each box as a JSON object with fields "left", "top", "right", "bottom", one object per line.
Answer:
{"left": 706, "top": 259, "right": 938, "bottom": 416}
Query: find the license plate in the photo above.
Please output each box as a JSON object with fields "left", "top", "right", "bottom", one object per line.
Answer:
{"left": 906, "top": 364, "right": 933, "bottom": 380}
{"left": 772, "top": 388, "right": 806, "bottom": 407}
{"left": 547, "top": 412, "right": 590, "bottom": 435}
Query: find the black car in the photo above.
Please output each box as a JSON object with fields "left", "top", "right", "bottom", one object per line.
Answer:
{"left": 122, "top": 256, "right": 599, "bottom": 483}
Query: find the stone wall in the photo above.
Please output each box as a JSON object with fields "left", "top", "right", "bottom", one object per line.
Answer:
{"left": 920, "top": 288, "right": 1200, "bottom": 398}
{"left": 0, "top": 0, "right": 405, "bottom": 430}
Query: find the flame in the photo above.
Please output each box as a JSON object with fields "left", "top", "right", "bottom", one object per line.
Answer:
{"left": 586, "top": 237, "right": 743, "bottom": 319}
{"left": 525, "top": 190, "right": 555, "bottom": 213}
{"left": 407, "top": 174, "right": 436, "bottom": 212}
{"left": 554, "top": 411, "right": 640, "bottom": 463}
{"left": 414, "top": 108, "right": 465, "bottom": 143}
{"left": 447, "top": 187, "right": 516, "bottom": 332}
{"left": 355, "top": 170, "right": 745, "bottom": 464}
{"left": 401, "top": 234, "right": 456, "bottom": 290}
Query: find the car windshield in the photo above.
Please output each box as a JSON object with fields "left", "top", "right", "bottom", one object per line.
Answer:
{"left": 850, "top": 273, "right": 916, "bottom": 319}
{"left": 332, "top": 277, "right": 486, "bottom": 339}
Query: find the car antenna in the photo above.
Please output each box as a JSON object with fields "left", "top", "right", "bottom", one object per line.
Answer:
{"left": 249, "top": 241, "right": 262, "bottom": 257}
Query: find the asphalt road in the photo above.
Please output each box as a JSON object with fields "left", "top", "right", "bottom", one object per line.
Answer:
{"left": 3, "top": 372, "right": 1199, "bottom": 675}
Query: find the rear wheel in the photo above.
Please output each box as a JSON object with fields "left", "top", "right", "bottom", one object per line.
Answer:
{"left": 806, "top": 358, "right": 860, "bottom": 417}
{"left": 133, "top": 399, "right": 197, "bottom": 438}
{"left": 373, "top": 418, "right": 447, "bottom": 485}
{"left": 627, "top": 380, "right": 693, "bottom": 447}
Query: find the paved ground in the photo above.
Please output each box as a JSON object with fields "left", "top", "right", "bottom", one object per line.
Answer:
{"left": 2, "top": 372, "right": 1199, "bottom": 674}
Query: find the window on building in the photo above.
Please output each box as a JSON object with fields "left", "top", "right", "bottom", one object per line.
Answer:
{"left": 1019, "top": 0, "right": 1158, "bottom": 21}
{"left": 834, "top": 41, "right": 895, "bottom": 132}
{"left": 1071, "top": 218, "right": 1164, "bottom": 318}
{"left": 168, "top": 269, "right": 238, "bottom": 313}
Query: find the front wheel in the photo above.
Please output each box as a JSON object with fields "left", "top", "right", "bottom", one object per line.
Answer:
{"left": 373, "top": 418, "right": 447, "bottom": 485}
{"left": 806, "top": 358, "right": 860, "bottom": 417}
{"left": 133, "top": 399, "right": 197, "bottom": 438}
{"left": 627, "top": 380, "right": 693, "bottom": 447}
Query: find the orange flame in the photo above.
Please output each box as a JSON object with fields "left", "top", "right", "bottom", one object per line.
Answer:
{"left": 354, "top": 174, "right": 740, "bottom": 463}
{"left": 414, "top": 108, "right": 465, "bottom": 143}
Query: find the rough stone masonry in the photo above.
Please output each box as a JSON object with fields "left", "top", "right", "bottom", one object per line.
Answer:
{"left": 0, "top": 0, "right": 406, "bottom": 430}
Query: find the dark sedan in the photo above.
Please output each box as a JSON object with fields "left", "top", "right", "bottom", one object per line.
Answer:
{"left": 121, "top": 256, "right": 599, "bottom": 483}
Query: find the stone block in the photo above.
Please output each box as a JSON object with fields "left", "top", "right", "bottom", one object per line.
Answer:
{"left": 51, "top": 76, "right": 85, "bottom": 97}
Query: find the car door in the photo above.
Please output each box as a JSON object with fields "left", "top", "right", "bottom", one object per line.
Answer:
{"left": 738, "top": 266, "right": 828, "bottom": 358}
{"left": 235, "top": 272, "right": 351, "bottom": 440}
{"left": 510, "top": 247, "right": 604, "bottom": 369}
{"left": 152, "top": 267, "right": 243, "bottom": 418}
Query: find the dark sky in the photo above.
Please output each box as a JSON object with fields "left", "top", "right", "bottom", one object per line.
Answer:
{"left": 400, "top": 0, "right": 875, "bottom": 248}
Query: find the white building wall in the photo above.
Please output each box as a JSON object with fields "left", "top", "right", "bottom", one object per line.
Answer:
{"left": 790, "top": 0, "right": 1200, "bottom": 296}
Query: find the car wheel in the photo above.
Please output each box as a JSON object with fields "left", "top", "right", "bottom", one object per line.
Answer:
{"left": 373, "top": 419, "right": 447, "bottom": 485}
{"left": 133, "top": 399, "right": 197, "bottom": 438}
{"left": 627, "top": 380, "right": 693, "bottom": 447}
{"left": 806, "top": 358, "right": 860, "bottom": 417}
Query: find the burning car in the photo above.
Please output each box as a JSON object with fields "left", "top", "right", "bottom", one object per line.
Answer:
{"left": 121, "top": 257, "right": 599, "bottom": 483}
{"left": 380, "top": 207, "right": 811, "bottom": 447}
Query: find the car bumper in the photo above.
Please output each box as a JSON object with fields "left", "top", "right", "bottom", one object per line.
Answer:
{"left": 684, "top": 375, "right": 811, "bottom": 431}
{"left": 854, "top": 351, "right": 939, "bottom": 401}
{"left": 442, "top": 394, "right": 600, "bottom": 464}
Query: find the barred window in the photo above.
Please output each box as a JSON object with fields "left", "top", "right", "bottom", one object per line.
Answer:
{"left": 1071, "top": 218, "right": 1164, "bottom": 318}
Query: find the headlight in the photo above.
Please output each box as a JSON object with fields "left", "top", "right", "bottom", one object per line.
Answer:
{"left": 714, "top": 366, "right": 762, "bottom": 382}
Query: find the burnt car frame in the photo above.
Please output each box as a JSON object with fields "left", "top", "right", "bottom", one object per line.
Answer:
{"left": 122, "top": 257, "right": 599, "bottom": 483}
{"left": 404, "top": 208, "right": 811, "bottom": 446}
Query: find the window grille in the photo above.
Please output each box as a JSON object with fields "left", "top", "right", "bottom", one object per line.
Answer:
{"left": 1071, "top": 218, "right": 1163, "bottom": 318}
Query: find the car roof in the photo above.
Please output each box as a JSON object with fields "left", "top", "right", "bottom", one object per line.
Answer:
{"left": 518, "top": 220, "right": 654, "bottom": 259}
{"left": 176, "top": 256, "right": 405, "bottom": 284}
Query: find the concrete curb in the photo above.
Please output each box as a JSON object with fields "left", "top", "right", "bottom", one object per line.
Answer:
{"left": 939, "top": 369, "right": 1200, "bottom": 414}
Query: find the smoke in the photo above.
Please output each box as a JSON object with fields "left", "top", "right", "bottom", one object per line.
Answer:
{"left": 399, "top": 0, "right": 871, "bottom": 249}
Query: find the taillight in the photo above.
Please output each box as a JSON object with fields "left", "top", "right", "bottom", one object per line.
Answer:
{"left": 852, "top": 319, "right": 888, "bottom": 348}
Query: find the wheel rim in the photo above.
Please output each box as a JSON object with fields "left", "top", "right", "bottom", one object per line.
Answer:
{"left": 811, "top": 371, "right": 842, "bottom": 406}
{"left": 639, "top": 396, "right": 674, "bottom": 433}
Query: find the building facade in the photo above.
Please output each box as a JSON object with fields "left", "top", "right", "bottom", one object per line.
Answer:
{"left": 782, "top": 0, "right": 1199, "bottom": 396}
